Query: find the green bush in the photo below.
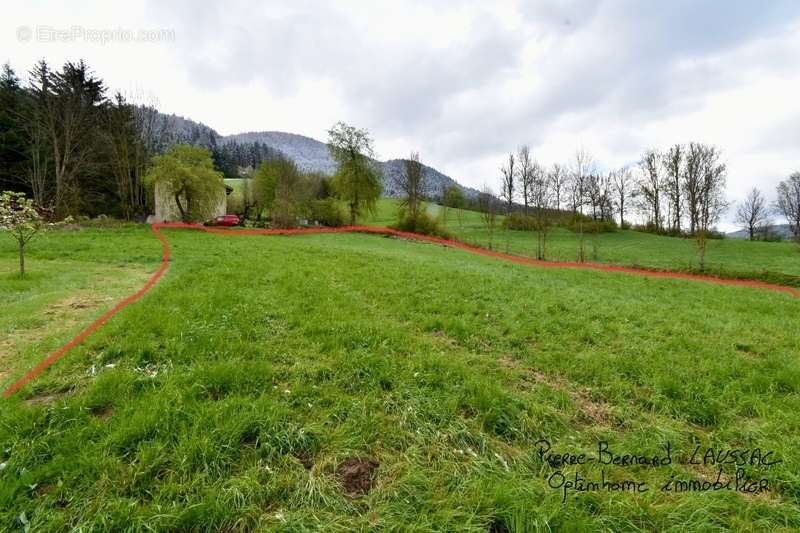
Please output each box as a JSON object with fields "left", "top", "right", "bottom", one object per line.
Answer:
{"left": 501, "top": 212, "right": 537, "bottom": 230}
{"left": 310, "top": 198, "right": 345, "bottom": 227}
{"left": 392, "top": 208, "right": 450, "bottom": 238}
{"left": 226, "top": 194, "right": 244, "bottom": 217}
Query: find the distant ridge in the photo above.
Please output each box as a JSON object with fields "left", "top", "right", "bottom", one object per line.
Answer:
{"left": 151, "top": 111, "right": 479, "bottom": 199}
{"left": 726, "top": 224, "right": 794, "bottom": 240}
{"left": 220, "top": 131, "right": 480, "bottom": 199}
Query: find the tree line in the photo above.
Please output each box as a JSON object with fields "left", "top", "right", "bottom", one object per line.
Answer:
{"left": 478, "top": 142, "right": 799, "bottom": 268}
{"left": 0, "top": 60, "right": 163, "bottom": 218}
{"left": 0, "top": 60, "right": 298, "bottom": 220}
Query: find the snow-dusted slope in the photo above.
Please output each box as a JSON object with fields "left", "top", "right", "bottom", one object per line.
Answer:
{"left": 220, "top": 131, "right": 336, "bottom": 175}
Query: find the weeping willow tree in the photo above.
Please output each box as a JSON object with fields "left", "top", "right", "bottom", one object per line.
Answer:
{"left": 144, "top": 144, "right": 224, "bottom": 222}
{"left": 327, "top": 121, "right": 382, "bottom": 225}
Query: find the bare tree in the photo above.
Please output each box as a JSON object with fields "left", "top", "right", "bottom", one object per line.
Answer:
{"left": 550, "top": 163, "right": 567, "bottom": 212}
{"left": 17, "top": 99, "right": 51, "bottom": 207}
{"left": 530, "top": 164, "right": 553, "bottom": 259}
{"left": 585, "top": 173, "right": 614, "bottom": 222}
{"left": 683, "top": 142, "right": 704, "bottom": 234}
{"left": 776, "top": 172, "right": 800, "bottom": 242}
{"left": 396, "top": 151, "right": 427, "bottom": 222}
{"left": 695, "top": 146, "right": 728, "bottom": 270}
{"left": 500, "top": 152, "right": 516, "bottom": 214}
{"left": 571, "top": 147, "right": 594, "bottom": 262}
{"left": 735, "top": 187, "right": 771, "bottom": 240}
{"left": 585, "top": 173, "right": 601, "bottom": 220}
{"left": 611, "top": 166, "right": 632, "bottom": 228}
{"left": 517, "top": 145, "right": 533, "bottom": 215}
{"left": 637, "top": 149, "right": 663, "bottom": 230}
{"left": 664, "top": 144, "right": 683, "bottom": 233}
{"left": 478, "top": 185, "right": 498, "bottom": 250}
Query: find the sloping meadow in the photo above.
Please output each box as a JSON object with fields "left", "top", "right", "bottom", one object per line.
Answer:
{"left": 1, "top": 228, "right": 799, "bottom": 531}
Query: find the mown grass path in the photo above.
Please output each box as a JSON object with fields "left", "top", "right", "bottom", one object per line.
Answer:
{"left": 4, "top": 222, "right": 799, "bottom": 399}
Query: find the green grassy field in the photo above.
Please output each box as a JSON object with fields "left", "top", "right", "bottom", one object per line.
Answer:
{"left": 1, "top": 225, "right": 799, "bottom": 531}
{"left": 222, "top": 186, "right": 800, "bottom": 280}
{"left": 365, "top": 199, "right": 800, "bottom": 279}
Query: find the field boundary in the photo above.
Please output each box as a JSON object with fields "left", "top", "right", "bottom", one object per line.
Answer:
{"left": 3, "top": 222, "right": 798, "bottom": 398}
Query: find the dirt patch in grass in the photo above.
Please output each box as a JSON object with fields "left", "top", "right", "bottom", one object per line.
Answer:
{"left": 90, "top": 405, "right": 115, "bottom": 421}
{"left": 294, "top": 451, "right": 314, "bottom": 470}
{"left": 33, "top": 483, "right": 55, "bottom": 497}
{"left": 500, "top": 354, "right": 611, "bottom": 425}
{"left": 44, "top": 296, "right": 111, "bottom": 314}
{"left": 429, "top": 330, "right": 459, "bottom": 347}
{"left": 336, "top": 457, "right": 379, "bottom": 497}
{"left": 24, "top": 390, "right": 71, "bottom": 406}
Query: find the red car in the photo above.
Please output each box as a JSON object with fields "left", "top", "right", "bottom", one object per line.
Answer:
{"left": 211, "top": 214, "right": 240, "bottom": 226}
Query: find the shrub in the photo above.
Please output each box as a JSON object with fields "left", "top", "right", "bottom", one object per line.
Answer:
{"left": 501, "top": 212, "right": 537, "bottom": 231}
{"left": 392, "top": 208, "right": 449, "bottom": 238}
{"left": 226, "top": 194, "right": 244, "bottom": 217}
{"left": 310, "top": 198, "right": 345, "bottom": 227}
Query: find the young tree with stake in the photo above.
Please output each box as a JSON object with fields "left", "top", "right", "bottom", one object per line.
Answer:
{"left": 442, "top": 185, "right": 464, "bottom": 230}
{"left": 571, "top": 147, "right": 594, "bottom": 262}
{"left": 478, "top": 185, "right": 498, "bottom": 250}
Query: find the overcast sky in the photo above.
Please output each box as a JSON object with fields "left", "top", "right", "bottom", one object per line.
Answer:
{"left": 4, "top": 1, "right": 799, "bottom": 228}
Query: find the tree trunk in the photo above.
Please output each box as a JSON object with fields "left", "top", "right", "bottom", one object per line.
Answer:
{"left": 698, "top": 235, "right": 706, "bottom": 272}
{"left": 175, "top": 193, "right": 187, "bottom": 222}
{"left": 19, "top": 241, "right": 25, "bottom": 277}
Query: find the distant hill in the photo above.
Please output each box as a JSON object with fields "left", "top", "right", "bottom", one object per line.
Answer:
{"left": 152, "top": 116, "right": 478, "bottom": 199}
{"left": 150, "top": 110, "right": 220, "bottom": 148}
{"left": 381, "top": 158, "right": 480, "bottom": 199}
{"left": 219, "top": 131, "right": 479, "bottom": 199}
{"left": 726, "top": 224, "right": 795, "bottom": 240}
{"left": 221, "top": 131, "right": 335, "bottom": 175}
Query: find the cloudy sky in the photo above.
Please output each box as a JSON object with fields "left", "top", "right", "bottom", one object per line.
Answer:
{"left": 3, "top": 1, "right": 799, "bottom": 227}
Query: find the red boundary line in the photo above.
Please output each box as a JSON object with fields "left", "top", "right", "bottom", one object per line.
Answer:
{"left": 3, "top": 222, "right": 798, "bottom": 398}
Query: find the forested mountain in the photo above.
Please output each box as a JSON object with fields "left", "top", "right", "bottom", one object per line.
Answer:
{"left": 381, "top": 158, "right": 479, "bottom": 199}
{"left": 221, "top": 131, "right": 336, "bottom": 175}
{"left": 157, "top": 112, "right": 219, "bottom": 148}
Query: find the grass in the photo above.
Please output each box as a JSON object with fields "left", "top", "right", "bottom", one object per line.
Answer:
{"left": 365, "top": 199, "right": 800, "bottom": 280}
{"left": 0, "top": 226, "right": 160, "bottom": 392}
{"left": 1, "top": 225, "right": 799, "bottom": 530}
